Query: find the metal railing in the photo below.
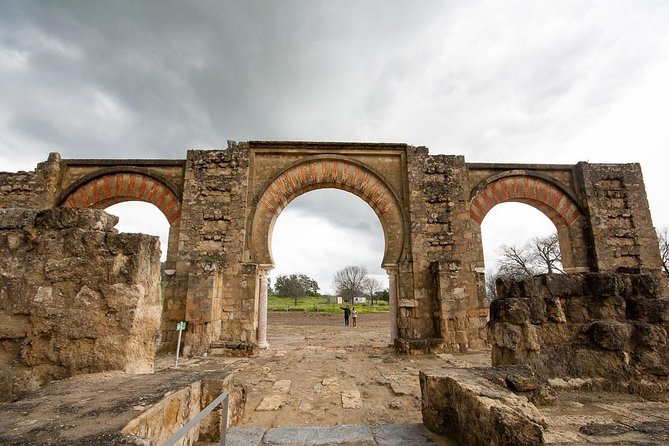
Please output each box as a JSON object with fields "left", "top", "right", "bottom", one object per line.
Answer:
{"left": 161, "top": 391, "right": 229, "bottom": 446}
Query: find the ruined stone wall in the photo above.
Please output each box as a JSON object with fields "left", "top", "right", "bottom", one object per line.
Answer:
{"left": 0, "top": 153, "right": 61, "bottom": 209}
{"left": 578, "top": 163, "right": 665, "bottom": 282}
{"left": 404, "top": 148, "right": 488, "bottom": 352}
{"left": 121, "top": 378, "right": 245, "bottom": 445}
{"left": 162, "top": 143, "right": 254, "bottom": 355}
{"left": 489, "top": 273, "right": 669, "bottom": 390}
{"left": 0, "top": 208, "right": 161, "bottom": 401}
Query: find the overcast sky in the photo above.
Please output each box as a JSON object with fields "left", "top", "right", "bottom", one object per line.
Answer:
{"left": 2, "top": 1, "right": 668, "bottom": 294}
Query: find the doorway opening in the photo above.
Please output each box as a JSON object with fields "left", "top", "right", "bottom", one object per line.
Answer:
{"left": 481, "top": 202, "right": 563, "bottom": 301}
{"left": 267, "top": 188, "right": 390, "bottom": 348}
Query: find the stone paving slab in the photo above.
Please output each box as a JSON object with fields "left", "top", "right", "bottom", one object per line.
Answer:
{"left": 222, "top": 423, "right": 454, "bottom": 446}
{"left": 226, "top": 426, "right": 265, "bottom": 445}
{"left": 372, "top": 423, "right": 446, "bottom": 445}
{"left": 341, "top": 390, "right": 362, "bottom": 409}
{"left": 262, "top": 424, "right": 375, "bottom": 445}
{"left": 256, "top": 394, "right": 284, "bottom": 411}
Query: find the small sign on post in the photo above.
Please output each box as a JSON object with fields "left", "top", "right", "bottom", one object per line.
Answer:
{"left": 175, "top": 321, "right": 187, "bottom": 368}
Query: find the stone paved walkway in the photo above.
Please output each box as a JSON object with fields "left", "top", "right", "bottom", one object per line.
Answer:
{"left": 218, "top": 423, "right": 452, "bottom": 445}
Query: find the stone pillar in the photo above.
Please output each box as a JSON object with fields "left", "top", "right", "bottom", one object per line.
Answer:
{"left": 165, "top": 223, "right": 180, "bottom": 269}
{"left": 257, "top": 266, "right": 271, "bottom": 349}
{"left": 386, "top": 265, "right": 399, "bottom": 344}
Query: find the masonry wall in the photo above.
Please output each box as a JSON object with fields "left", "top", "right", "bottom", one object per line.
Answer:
{"left": 162, "top": 144, "right": 255, "bottom": 356}
{"left": 404, "top": 148, "right": 489, "bottom": 352}
{"left": 488, "top": 273, "right": 669, "bottom": 394}
{"left": 578, "top": 163, "right": 665, "bottom": 282}
{"left": 0, "top": 208, "right": 161, "bottom": 401}
{"left": 0, "top": 153, "right": 61, "bottom": 209}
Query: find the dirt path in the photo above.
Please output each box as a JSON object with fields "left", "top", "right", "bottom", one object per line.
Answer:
{"left": 232, "top": 312, "right": 490, "bottom": 429}
{"left": 0, "top": 311, "right": 490, "bottom": 444}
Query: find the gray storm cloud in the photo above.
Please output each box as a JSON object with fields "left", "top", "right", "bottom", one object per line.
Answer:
{"left": 2, "top": 1, "right": 669, "bottom": 293}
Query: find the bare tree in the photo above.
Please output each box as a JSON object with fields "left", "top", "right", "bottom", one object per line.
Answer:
{"left": 362, "top": 277, "right": 382, "bottom": 305}
{"left": 487, "top": 232, "right": 564, "bottom": 301}
{"left": 529, "top": 233, "right": 564, "bottom": 274}
{"left": 334, "top": 265, "right": 367, "bottom": 302}
{"left": 658, "top": 226, "right": 669, "bottom": 279}
{"left": 497, "top": 244, "right": 535, "bottom": 280}
{"left": 497, "top": 233, "right": 563, "bottom": 280}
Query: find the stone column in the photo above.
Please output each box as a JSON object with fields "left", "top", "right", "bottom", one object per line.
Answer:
{"left": 257, "top": 266, "right": 271, "bottom": 349}
{"left": 385, "top": 265, "right": 399, "bottom": 344}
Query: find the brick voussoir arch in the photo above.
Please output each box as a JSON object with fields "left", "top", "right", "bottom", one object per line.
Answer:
{"left": 62, "top": 172, "right": 182, "bottom": 224}
{"left": 258, "top": 158, "right": 397, "bottom": 216}
{"left": 469, "top": 175, "right": 582, "bottom": 229}
{"left": 250, "top": 157, "right": 405, "bottom": 266}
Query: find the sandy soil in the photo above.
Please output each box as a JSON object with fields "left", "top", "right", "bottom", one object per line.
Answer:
{"left": 231, "top": 311, "right": 491, "bottom": 429}
{"left": 0, "top": 311, "right": 490, "bottom": 444}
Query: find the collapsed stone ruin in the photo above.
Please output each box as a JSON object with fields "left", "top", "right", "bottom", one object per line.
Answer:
{"left": 1, "top": 142, "right": 668, "bottom": 444}
{"left": 0, "top": 207, "right": 161, "bottom": 400}
{"left": 421, "top": 271, "right": 669, "bottom": 445}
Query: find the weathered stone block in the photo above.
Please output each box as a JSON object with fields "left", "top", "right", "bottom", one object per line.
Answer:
{"left": 490, "top": 298, "right": 530, "bottom": 325}
{"left": 0, "top": 208, "right": 161, "bottom": 401}
{"left": 545, "top": 298, "right": 566, "bottom": 323}
{"left": 34, "top": 207, "right": 118, "bottom": 231}
{"left": 495, "top": 277, "right": 521, "bottom": 299}
{"left": 632, "top": 274, "right": 661, "bottom": 297}
{"left": 544, "top": 273, "right": 585, "bottom": 298}
{"left": 527, "top": 296, "right": 546, "bottom": 324}
{"left": 420, "top": 368, "right": 546, "bottom": 445}
{"left": 0, "top": 208, "right": 39, "bottom": 229}
{"left": 563, "top": 297, "right": 590, "bottom": 323}
{"left": 627, "top": 297, "right": 669, "bottom": 323}
{"left": 589, "top": 295, "right": 626, "bottom": 320}
{"left": 586, "top": 273, "right": 621, "bottom": 298}
{"left": 589, "top": 321, "right": 630, "bottom": 351}
{"left": 633, "top": 322, "right": 668, "bottom": 348}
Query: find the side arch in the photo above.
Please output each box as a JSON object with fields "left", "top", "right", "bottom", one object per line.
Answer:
{"left": 61, "top": 172, "right": 182, "bottom": 224}
{"left": 470, "top": 175, "right": 582, "bottom": 229}
{"left": 249, "top": 157, "right": 406, "bottom": 267}
{"left": 470, "top": 174, "right": 590, "bottom": 272}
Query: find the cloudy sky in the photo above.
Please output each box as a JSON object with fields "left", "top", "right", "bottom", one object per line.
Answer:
{"left": 2, "top": 1, "right": 668, "bottom": 294}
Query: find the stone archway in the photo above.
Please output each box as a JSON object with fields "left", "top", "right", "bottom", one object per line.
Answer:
{"left": 248, "top": 156, "right": 408, "bottom": 347}
{"left": 61, "top": 171, "right": 182, "bottom": 224}
{"left": 469, "top": 173, "right": 589, "bottom": 272}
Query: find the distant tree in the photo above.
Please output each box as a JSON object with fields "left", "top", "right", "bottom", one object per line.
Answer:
{"left": 375, "top": 289, "right": 389, "bottom": 302}
{"left": 362, "top": 277, "right": 382, "bottom": 305}
{"left": 497, "top": 233, "right": 563, "bottom": 280}
{"left": 658, "top": 226, "right": 669, "bottom": 279}
{"left": 274, "top": 273, "right": 320, "bottom": 305}
{"left": 334, "top": 265, "right": 367, "bottom": 302}
{"left": 267, "top": 277, "right": 273, "bottom": 294}
{"left": 488, "top": 232, "right": 564, "bottom": 300}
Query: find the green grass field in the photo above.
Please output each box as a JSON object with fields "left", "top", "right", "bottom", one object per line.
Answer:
{"left": 268, "top": 295, "right": 389, "bottom": 313}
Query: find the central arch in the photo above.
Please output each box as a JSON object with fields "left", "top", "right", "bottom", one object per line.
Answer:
{"left": 248, "top": 156, "right": 407, "bottom": 348}
{"left": 249, "top": 157, "right": 406, "bottom": 268}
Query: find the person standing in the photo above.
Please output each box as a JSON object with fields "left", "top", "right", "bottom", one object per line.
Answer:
{"left": 351, "top": 306, "right": 358, "bottom": 327}
{"left": 340, "top": 305, "right": 351, "bottom": 326}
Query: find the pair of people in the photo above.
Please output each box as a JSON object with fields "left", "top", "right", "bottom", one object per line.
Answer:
{"left": 340, "top": 305, "right": 358, "bottom": 327}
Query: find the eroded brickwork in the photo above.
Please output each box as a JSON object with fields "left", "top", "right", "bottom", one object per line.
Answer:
{"left": 404, "top": 150, "right": 488, "bottom": 352}
{"left": 0, "top": 153, "right": 61, "bottom": 209}
{"left": 164, "top": 144, "right": 255, "bottom": 355}
{"left": 0, "top": 208, "right": 161, "bottom": 401}
{"left": 578, "top": 163, "right": 664, "bottom": 280}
